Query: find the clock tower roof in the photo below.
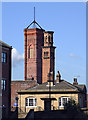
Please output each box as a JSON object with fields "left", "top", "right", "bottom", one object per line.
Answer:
{"left": 26, "top": 7, "right": 43, "bottom": 30}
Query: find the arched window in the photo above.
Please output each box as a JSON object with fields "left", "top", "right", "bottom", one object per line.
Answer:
{"left": 29, "top": 47, "right": 33, "bottom": 59}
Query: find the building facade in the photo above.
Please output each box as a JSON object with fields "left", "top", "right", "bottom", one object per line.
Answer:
{"left": 0, "top": 41, "right": 2, "bottom": 120}
{"left": 11, "top": 14, "right": 87, "bottom": 119}
{"left": 18, "top": 72, "right": 87, "bottom": 115}
{"left": 11, "top": 80, "right": 37, "bottom": 108}
{"left": 11, "top": 19, "right": 56, "bottom": 108}
{"left": 0, "top": 41, "right": 12, "bottom": 119}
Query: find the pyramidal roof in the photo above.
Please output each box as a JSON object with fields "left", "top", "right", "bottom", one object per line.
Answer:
{"left": 26, "top": 20, "right": 43, "bottom": 30}
{"left": 26, "top": 7, "right": 43, "bottom": 30}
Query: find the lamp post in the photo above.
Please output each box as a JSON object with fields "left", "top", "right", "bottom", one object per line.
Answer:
{"left": 15, "top": 97, "right": 19, "bottom": 118}
{"left": 15, "top": 97, "right": 19, "bottom": 106}
{"left": 48, "top": 72, "right": 51, "bottom": 99}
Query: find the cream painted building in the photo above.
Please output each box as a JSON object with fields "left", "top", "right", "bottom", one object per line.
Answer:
{"left": 18, "top": 71, "right": 87, "bottom": 114}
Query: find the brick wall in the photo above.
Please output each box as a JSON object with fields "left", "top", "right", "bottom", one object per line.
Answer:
{"left": 24, "top": 28, "right": 44, "bottom": 84}
{"left": 11, "top": 80, "right": 37, "bottom": 107}
{"left": 0, "top": 42, "right": 2, "bottom": 120}
{"left": 42, "top": 31, "right": 55, "bottom": 83}
{"left": 2, "top": 46, "right": 12, "bottom": 118}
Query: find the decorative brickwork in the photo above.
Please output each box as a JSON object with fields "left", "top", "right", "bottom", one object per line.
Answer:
{"left": 24, "top": 28, "right": 56, "bottom": 84}
{"left": 24, "top": 28, "right": 44, "bottom": 84}
{"left": 11, "top": 21, "right": 56, "bottom": 109}
{"left": 42, "top": 31, "right": 56, "bottom": 83}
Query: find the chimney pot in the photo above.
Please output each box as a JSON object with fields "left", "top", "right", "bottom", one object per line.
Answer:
{"left": 73, "top": 78, "right": 78, "bottom": 85}
{"left": 56, "top": 71, "right": 61, "bottom": 83}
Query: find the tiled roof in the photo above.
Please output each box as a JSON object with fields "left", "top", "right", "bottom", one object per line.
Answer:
{"left": 74, "top": 85, "right": 86, "bottom": 92}
{"left": 0, "top": 40, "right": 12, "bottom": 48}
{"left": 18, "top": 80, "right": 86, "bottom": 93}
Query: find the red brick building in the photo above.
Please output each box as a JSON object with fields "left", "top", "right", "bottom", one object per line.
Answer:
{"left": 24, "top": 28, "right": 44, "bottom": 83}
{"left": 0, "top": 41, "right": 2, "bottom": 120}
{"left": 0, "top": 41, "right": 12, "bottom": 119}
{"left": 24, "top": 20, "right": 56, "bottom": 84}
{"left": 11, "top": 19, "right": 56, "bottom": 108}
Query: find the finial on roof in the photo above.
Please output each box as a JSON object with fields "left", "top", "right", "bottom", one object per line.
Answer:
{"left": 26, "top": 7, "right": 43, "bottom": 30}
{"left": 34, "top": 7, "right": 35, "bottom": 22}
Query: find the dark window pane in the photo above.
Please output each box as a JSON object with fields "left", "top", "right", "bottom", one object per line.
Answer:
{"left": 44, "top": 52, "right": 48, "bottom": 57}
{"left": 63, "top": 98, "right": 67, "bottom": 106}
{"left": 48, "top": 36, "right": 50, "bottom": 43}
{"left": 29, "top": 99, "right": 33, "bottom": 106}
{"left": 2, "top": 52, "right": 7, "bottom": 63}
{"left": 35, "top": 98, "right": 37, "bottom": 106}
{"left": 25, "top": 98, "right": 28, "bottom": 106}
{"left": 1, "top": 79, "right": 6, "bottom": 90}
{"left": 59, "top": 97, "right": 61, "bottom": 106}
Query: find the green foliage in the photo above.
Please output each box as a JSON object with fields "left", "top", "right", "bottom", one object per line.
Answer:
{"left": 64, "top": 98, "right": 81, "bottom": 113}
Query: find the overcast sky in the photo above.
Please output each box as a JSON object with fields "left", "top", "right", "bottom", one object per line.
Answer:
{"left": 2, "top": 2, "right": 86, "bottom": 85}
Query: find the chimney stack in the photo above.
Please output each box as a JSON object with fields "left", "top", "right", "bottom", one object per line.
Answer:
{"left": 56, "top": 71, "right": 61, "bottom": 83}
{"left": 73, "top": 78, "right": 78, "bottom": 85}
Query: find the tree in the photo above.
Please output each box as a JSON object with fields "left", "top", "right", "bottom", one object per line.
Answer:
{"left": 64, "top": 98, "right": 81, "bottom": 112}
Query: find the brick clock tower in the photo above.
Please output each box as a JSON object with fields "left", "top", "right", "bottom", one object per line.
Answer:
{"left": 24, "top": 12, "right": 55, "bottom": 84}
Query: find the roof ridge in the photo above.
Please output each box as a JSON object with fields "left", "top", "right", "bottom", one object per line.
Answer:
{"left": 25, "top": 83, "right": 39, "bottom": 90}
{"left": 77, "top": 84, "right": 85, "bottom": 86}
{"left": 0, "top": 40, "right": 12, "bottom": 48}
{"left": 63, "top": 80, "right": 78, "bottom": 90}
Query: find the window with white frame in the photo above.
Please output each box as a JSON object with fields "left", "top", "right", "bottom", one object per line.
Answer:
{"left": 2, "top": 52, "right": 7, "bottom": 63}
{"left": 59, "top": 97, "right": 70, "bottom": 107}
{"left": 25, "top": 97, "right": 37, "bottom": 107}
{"left": 1, "top": 79, "right": 6, "bottom": 90}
